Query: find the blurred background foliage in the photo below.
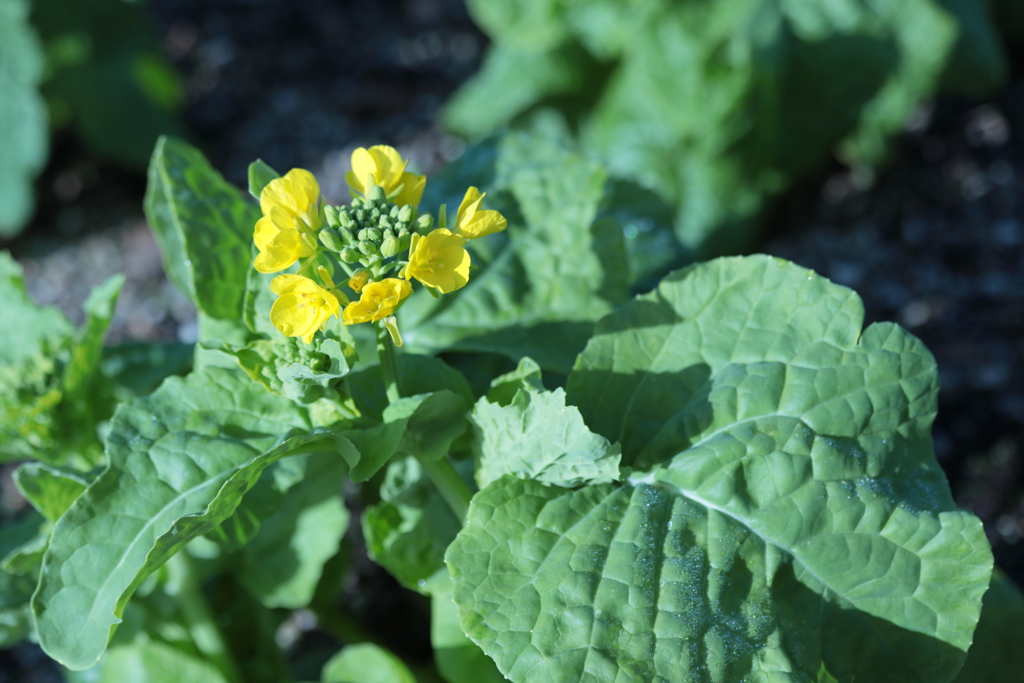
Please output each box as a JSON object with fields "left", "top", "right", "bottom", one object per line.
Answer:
{"left": 0, "top": 0, "right": 183, "bottom": 237}
{"left": 445, "top": 0, "right": 1022, "bottom": 257}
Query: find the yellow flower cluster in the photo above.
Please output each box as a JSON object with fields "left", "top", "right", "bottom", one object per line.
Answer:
{"left": 256, "top": 146, "right": 506, "bottom": 345}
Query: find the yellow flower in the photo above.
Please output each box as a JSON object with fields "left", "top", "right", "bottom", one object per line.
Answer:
{"left": 345, "top": 145, "right": 425, "bottom": 207}
{"left": 405, "top": 228, "right": 471, "bottom": 294}
{"left": 342, "top": 278, "right": 412, "bottom": 324}
{"left": 348, "top": 270, "right": 369, "bottom": 292}
{"left": 269, "top": 274, "right": 340, "bottom": 344}
{"left": 453, "top": 186, "right": 506, "bottom": 239}
{"left": 254, "top": 169, "right": 321, "bottom": 273}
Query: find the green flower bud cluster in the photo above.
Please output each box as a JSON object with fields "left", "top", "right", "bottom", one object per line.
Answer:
{"left": 319, "top": 185, "right": 430, "bottom": 264}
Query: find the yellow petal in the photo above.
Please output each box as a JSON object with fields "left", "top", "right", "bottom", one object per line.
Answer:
{"left": 459, "top": 209, "right": 507, "bottom": 239}
{"left": 270, "top": 292, "right": 319, "bottom": 338}
{"left": 369, "top": 145, "right": 407, "bottom": 187}
{"left": 270, "top": 273, "right": 316, "bottom": 295}
{"left": 349, "top": 148, "right": 376, "bottom": 194}
{"left": 456, "top": 186, "right": 484, "bottom": 226}
{"left": 395, "top": 172, "right": 426, "bottom": 207}
{"left": 260, "top": 169, "right": 319, "bottom": 217}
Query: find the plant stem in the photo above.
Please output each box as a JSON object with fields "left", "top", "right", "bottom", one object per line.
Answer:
{"left": 375, "top": 321, "right": 401, "bottom": 404}
{"left": 168, "top": 552, "right": 242, "bottom": 683}
{"left": 420, "top": 457, "right": 471, "bottom": 524}
{"left": 375, "top": 322, "right": 473, "bottom": 523}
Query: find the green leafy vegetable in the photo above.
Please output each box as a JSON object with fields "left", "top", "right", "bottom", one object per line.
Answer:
{"left": 446, "top": 255, "right": 992, "bottom": 683}
{"left": 13, "top": 462, "right": 91, "bottom": 522}
{"left": 425, "top": 569, "right": 506, "bottom": 683}
{"left": 450, "top": 0, "right": 1009, "bottom": 256}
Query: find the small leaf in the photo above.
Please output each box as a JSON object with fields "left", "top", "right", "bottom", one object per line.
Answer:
{"left": 321, "top": 643, "right": 415, "bottom": 683}
{"left": 13, "top": 462, "right": 92, "bottom": 522}
{"left": 248, "top": 159, "right": 280, "bottom": 200}
{"left": 84, "top": 639, "right": 230, "bottom": 683}
{"left": 472, "top": 386, "right": 621, "bottom": 488}
{"left": 485, "top": 356, "right": 544, "bottom": 406}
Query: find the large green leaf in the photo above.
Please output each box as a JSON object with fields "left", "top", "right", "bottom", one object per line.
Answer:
{"left": 403, "top": 132, "right": 628, "bottom": 372}
{"left": 0, "top": 0, "right": 48, "bottom": 236}
{"left": 67, "top": 638, "right": 231, "bottom": 683}
{"left": 447, "top": 256, "right": 991, "bottom": 683}
{"left": 144, "top": 136, "right": 260, "bottom": 321}
{"left": 237, "top": 451, "right": 348, "bottom": 609}
{"left": 32, "top": 367, "right": 336, "bottom": 670}
{"left": 471, "top": 386, "right": 621, "bottom": 488}
{"left": 425, "top": 569, "right": 506, "bottom": 683}
{"left": 951, "top": 571, "right": 1024, "bottom": 683}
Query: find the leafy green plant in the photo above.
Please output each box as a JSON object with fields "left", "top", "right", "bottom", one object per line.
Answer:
{"left": 1, "top": 135, "right": 1022, "bottom": 682}
{"left": 445, "top": 0, "right": 1009, "bottom": 257}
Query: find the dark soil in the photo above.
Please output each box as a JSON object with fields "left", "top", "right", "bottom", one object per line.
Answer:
{"left": 3, "top": 0, "right": 1024, "bottom": 678}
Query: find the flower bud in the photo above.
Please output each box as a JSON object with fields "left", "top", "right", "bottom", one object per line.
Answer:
{"left": 366, "top": 227, "right": 383, "bottom": 242}
{"left": 398, "top": 226, "right": 409, "bottom": 238}
{"left": 390, "top": 205, "right": 401, "bottom": 219}
{"left": 398, "top": 204, "right": 414, "bottom": 223}
{"left": 380, "top": 236, "right": 400, "bottom": 258}
{"left": 324, "top": 205, "right": 340, "bottom": 228}
{"left": 357, "top": 228, "right": 370, "bottom": 242}
{"left": 340, "top": 247, "right": 363, "bottom": 263}
{"left": 370, "top": 208, "right": 381, "bottom": 220}
{"left": 415, "top": 213, "right": 434, "bottom": 235}
{"left": 398, "top": 234, "right": 411, "bottom": 252}
{"left": 319, "top": 228, "right": 345, "bottom": 252}
{"left": 383, "top": 228, "right": 395, "bottom": 241}
{"left": 338, "top": 227, "right": 355, "bottom": 243}
{"left": 368, "top": 185, "right": 387, "bottom": 203}
{"left": 338, "top": 210, "right": 356, "bottom": 229}
{"left": 378, "top": 215, "right": 393, "bottom": 230}
{"left": 347, "top": 269, "right": 369, "bottom": 292}
{"left": 358, "top": 240, "right": 379, "bottom": 256}
{"left": 355, "top": 209, "right": 366, "bottom": 222}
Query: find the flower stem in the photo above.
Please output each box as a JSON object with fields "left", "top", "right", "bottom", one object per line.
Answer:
{"left": 374, "top": 322, "right": 472, "bottom": 523}
{"left": 375, "top": 321, "right": 401, "bottom": 405}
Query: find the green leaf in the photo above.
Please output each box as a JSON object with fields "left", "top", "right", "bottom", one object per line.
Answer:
{"left": 101, "top": 342, "right": 194, "bottom": 397}
{"left": 472, "top": 386, "right": 621, "bottom": 488}
{"left": 951, "top": 571, "right": 1024, "bottom": 683}
{"left": 248, "top": 159, "right": 280, "bottom": 199}
{"left": 485, "top": 356, "right": 544, "bottom": 406}
{"left": 321, "top": 643, "right": 415, "bottom": 683}
{"left": 144, "top": 136, "right": 261, "bottom": 320}
{"left": 237, "top": 451, "right": 349, "bottom": 609}
{"left": 13, "top": 462, "right": 91, "bottom": 522}
{"left": 32, "top": 367, "right": 336, "bottom": 670}
{"left": 344, "top": 354, "right": 474, "bottom": 424}
{"left": 0, "top": 252, "right": 72, "bottom": 366}
{"left": 363, "top": 457, "right": 462, "bottom": 591}
{"left": 0, "top": 0, "right": 48, "bottom": 236}
{"left": 403, "top": 132, "right": 628, "bottom": 372}
{"left": 447, "top": 256, "right": 992, "bottom": 683}
{"left": 209, "top": 333, "right": 358, "bottom": 405}
{"left": 79, "top": 639, "right": 231, "bottom": 683}
{"left": 0, "top": 512, "right": 44, "bottom": 646}
{"left": 425, "top": 569, "right": 506, "bottom": 683}
{"left": 343, "top": 389, "right": 468, "bottom": 482}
